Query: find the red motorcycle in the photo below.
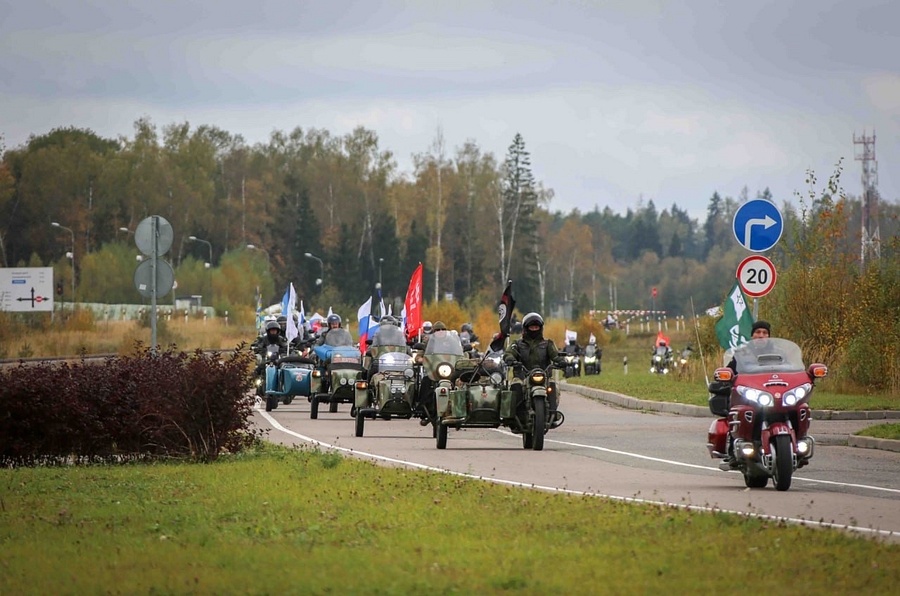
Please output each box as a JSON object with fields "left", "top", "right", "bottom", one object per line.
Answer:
{"left": 707, "top": 338, "right": 827, "bottom": 491}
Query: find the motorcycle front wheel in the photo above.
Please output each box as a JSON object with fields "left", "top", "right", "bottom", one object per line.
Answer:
{"left": 355, "top": 412, "right": 365, "bottom": 437}
{"left": 772, "top": 435, "right": 794, "bottom": 491}
{"left": 532, "top": 399, "right": 546, "bottom": 451}
{"left": 436, "top": 423, "right": 448, "bottom": 449}
{"left": 310, "top": 395, "right": 320, "bottom": 419}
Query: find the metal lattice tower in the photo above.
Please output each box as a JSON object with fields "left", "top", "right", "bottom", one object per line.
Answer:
{"left": 853, "top": 131, "right": 881, "bottom": 267}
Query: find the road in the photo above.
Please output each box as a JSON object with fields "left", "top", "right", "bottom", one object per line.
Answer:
{"left": 254, "top": 388, "right": 900, "bottom": 541}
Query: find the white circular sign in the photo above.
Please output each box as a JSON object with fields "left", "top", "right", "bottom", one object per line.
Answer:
{"left": 736, "top": 255, "right": 777, "bottom": 298}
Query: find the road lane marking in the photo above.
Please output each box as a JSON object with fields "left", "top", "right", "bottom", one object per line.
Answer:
{"left": 257, "top": 408, "right": 899, "bottom": 540}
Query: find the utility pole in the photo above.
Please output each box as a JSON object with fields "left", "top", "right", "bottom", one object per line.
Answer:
{"left": 853, "top": 131, "right": 881, "bottom": 269}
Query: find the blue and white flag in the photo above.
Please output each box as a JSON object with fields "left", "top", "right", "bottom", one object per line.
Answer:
{"left": 285, "top": 283, "right": 299, "bottom": 344}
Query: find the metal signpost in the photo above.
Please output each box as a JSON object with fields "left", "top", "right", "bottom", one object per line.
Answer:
{"left": 132, "top": 216, "right": 174, "bottom": 349}
{"left": 732, "top": 200, "right": 783, "bottom": 318}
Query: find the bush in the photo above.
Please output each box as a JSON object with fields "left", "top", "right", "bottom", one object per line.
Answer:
{"left": 0, "top": 344, "right": 260, "bottom": 466}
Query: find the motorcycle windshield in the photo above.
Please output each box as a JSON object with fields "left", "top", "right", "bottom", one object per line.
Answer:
{"left": 584, "top": 345, "right": 597, "bottom": 357}
{"left": 324, "top": 328, "right": 354, "bottom": 347}
{"left": 371, "top": 325, "right": 407, "bottom": 348}
{"left": 654, "top": 347, "right": 669, "bottom": 357}
{"left": 377, "top": 351, "right": 413, "bottom": 372}
{"left": 733, "top": 338, "right": 805, "bottom": 374}
{"left": 425, "top": 331, "right": 464, "bottom": 356}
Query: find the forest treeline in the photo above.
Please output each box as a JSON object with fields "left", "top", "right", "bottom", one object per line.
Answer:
{"left": 2, "top": 120, "right": 895, "bottom": 316}
{"left": 1, "top": 120, "right": 897, "bottom": 391}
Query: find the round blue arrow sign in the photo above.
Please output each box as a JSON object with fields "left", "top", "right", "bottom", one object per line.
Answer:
{"left": 732, "top": 199, "right": 783, "bottom": 252}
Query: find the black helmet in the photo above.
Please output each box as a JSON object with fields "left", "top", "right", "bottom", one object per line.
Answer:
{"left": 265, "top": 320, "right": 281, "bottom": 333}
{"left": 461, "top": 323, "right": 473, "bottom": 334}
{"left": 522, "top": 312, "right": 544, "bottom": 328}
{"left": 276, "top": 315, "right": 287, "bottom": 330}
{"left": 327, "top": 313, "right": 342, "bottom": 328}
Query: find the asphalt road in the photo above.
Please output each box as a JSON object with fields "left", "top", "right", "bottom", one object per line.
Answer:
{"left": 254, "top": 388, "right": 900, "bottom": 542}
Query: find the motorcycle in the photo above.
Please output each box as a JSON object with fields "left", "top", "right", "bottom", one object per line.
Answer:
{"left": 562, "top": 351, "right": 581, "bottom": 378}
{"left": 706, "top": 338, "right": 827, "bottom": 491}
{"left": 354, "top": 324, "right": 417, "bottom": 437}
{"left": 582, "top": 344, "right": 601, "bottom": 375}
{"left": 413, "top": 329, "right": 467, "bottom": 433}
{"left": 649, "top": 346, "right": 673, "bottom": 374}
{"left": 261, "top": 343, "right": 321, "bottom": 412}
{"left": 507, "top": 362, "right": 565, "bottom": 451}
{"left": 310, "top": 328, "right": 367, "bottom": 419}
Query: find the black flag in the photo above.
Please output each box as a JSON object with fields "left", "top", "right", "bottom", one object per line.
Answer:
{"left": 490, "top": 280, "right": 515, "bottom": 352}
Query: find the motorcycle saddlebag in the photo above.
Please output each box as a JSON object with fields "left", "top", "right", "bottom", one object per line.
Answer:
{"left": 708, "top": 393, "right": 729, "bottom": 417}
{"left": 707, "top": 418, "right": 728, "bottom": 455}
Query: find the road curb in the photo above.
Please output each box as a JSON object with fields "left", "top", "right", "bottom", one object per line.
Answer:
{"left": 560, "top": 381, "right": 900, "bottom": 453}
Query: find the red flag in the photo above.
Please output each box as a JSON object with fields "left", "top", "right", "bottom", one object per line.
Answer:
{"left": 489, "top": 280, "right": 516, "bottom": 352}
{"left": 404, "top": 263, "right": 424, "bottom": 342}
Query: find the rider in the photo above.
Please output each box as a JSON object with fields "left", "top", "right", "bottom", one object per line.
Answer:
{"left": 503, "top": 312, "right": 563, "bottom": 422}
{"left": 252, "top": 320, "right": 289, "bottom": 375}
{"left": 651, "top": 339, "right": 673, "bottom": 368}
{"left": 727, "top": 320, "right": 771, "bottom": 373}
{"left": 316, "top": 313, "right": 343, "bottom": 346}
{"left": 459, "top": 323, "right": 479, "bottom": 345}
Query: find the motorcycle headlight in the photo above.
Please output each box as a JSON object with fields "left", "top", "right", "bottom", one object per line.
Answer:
{"left": 530, "top": 372, "right": 545, "bottom": 384}
{"left": 654, "top": 355, "right": 661, "bottom": 362}
{"left": 254, "top": 378, "right": 262, "bottom": 387}
{"left": 404, "top": 368, "right": 415, "bottom": 379}
{"left": 738, "top": 386, "right": 774, "bottom": 407}
{"left": 490, "top": 372, "right": 504, "bottom": 385}
{"left": 339, "top": 377, "right": 348, "bottom": 386}
{"left": 783, "top": 383, "right": 811, "bottom": 406}
{"left": 437, "top": 363, "right": 453, "bottom": 379}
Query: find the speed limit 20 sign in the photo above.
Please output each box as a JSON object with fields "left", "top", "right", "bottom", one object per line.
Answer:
{"left": 736, "top": 255, "right": 777, "bottom": 297}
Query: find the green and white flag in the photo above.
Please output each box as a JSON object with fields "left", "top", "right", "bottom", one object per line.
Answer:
{"left": 715, "top": 282, "right": 754, "bottom": 350}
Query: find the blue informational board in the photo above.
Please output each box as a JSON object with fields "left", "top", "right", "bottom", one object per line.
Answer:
{"left": 732, "top": 199, "right": 783, "bottom": 252}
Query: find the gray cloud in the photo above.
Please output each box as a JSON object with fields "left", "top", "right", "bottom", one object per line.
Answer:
{"left": 2, "top": 0, "right": 897, "bottom": 220}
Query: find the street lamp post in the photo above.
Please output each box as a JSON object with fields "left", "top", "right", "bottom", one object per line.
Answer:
{"left": 51, "top": 222, "right": 75, "bottom": 303}
{"left": 246, "top": 243, "right": 270, "bottom": 266}
{"left": 188, "top": 235, "right": 213, "bottom": 309}
{"left": 304, "top": 252, "right": 324, "bottom": 288}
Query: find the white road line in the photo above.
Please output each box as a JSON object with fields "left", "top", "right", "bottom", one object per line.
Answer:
{"left": 257, "top": 408, "right": 899, "bottom": 539}
{"left": 491, "top": 429, "right": 900, "bottom": 495}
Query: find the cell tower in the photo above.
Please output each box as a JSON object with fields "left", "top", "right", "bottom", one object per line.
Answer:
{"left": 853, "top": 130, "right": 881, "bottom": 267}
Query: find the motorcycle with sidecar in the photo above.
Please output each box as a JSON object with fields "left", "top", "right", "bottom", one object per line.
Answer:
{"left": 261, "top": 343, "right": 321, "bottom": 412}
{"left": 354, "top": 324, "right": 417, "bottom": 437}
{"left": 432, "top": 351, "right": 514, "bottom": 449}
{"left": 310, "top": 328, "right": 368, "bottom": 419}
{"left": 706, "top": 338, "right": 827, "bottom": 491}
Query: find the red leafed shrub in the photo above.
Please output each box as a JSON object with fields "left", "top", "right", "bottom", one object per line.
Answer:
{"left": 0, "top": 345, "right": 261, "bottom": 466}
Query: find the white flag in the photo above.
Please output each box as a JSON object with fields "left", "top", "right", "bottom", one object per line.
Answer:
{"left": 285, "top": 283, "right": 299, "bottom": 344}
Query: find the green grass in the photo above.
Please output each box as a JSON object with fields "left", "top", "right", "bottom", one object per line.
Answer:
{"left": 570, "top": 338, "right": 900, "bottom": 411}
{"left": 856, "top": 423, "right": 900, "bottom": 441}
{"left": 1, "top": 444, "right": 898, "bottom": 594}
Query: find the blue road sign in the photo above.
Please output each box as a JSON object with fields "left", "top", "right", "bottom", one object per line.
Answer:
{"left": 732, "top": 199, "right": 783, "bottom": 252}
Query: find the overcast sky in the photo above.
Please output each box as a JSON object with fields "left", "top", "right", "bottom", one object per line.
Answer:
{"left": 2, "top": 0, "right": 897, "bottom": 220}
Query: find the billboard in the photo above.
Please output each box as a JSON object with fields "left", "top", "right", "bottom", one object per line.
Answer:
{"left": 0, "top": 267, "right": 54, "bottom": 312}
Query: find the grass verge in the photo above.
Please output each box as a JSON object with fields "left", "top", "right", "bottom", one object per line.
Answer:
{"left": 1, "top": 444, "right": 899, "bottom": 593}
{"left": 856, "top": 423, "right": 900, "bottom": 441}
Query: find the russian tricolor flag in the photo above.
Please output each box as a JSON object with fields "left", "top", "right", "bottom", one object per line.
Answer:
{"left": 357, "top": 296, "right": 379, "bottom": 354}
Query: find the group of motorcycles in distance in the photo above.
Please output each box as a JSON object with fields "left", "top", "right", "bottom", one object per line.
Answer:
{"left": 251, "top": 316, "right": 575, "bottom": 451}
